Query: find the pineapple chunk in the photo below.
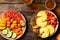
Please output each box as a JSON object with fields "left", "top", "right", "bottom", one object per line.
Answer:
{"left": 37, "top": 11, "right": 47, "bottom": 21}
{"left": 46, "top": 25, "right": 54, "bottom": 35}
{"left": 39, "top": 27, "right": 49, "bottom": 38}
{"left": 36, "top": 17, "right": 47, "bottom": 27}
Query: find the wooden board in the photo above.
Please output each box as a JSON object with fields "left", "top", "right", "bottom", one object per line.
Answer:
{"left": 0, "top": 0, "right": 60, "bottom": 40}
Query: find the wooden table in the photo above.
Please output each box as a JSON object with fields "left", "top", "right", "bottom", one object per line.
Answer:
{"left": 0, "top": 0, "right": 60, "bottom": 40}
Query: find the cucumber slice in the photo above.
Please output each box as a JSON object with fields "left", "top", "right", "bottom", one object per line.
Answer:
{"left": 2, "top": 29, "right": 8, "bottom": 35}
{"left": 12, "top": 33, "right": 16, "bottom": 38}
{"left": 6, "top": 28, "right": 10, "bottom": 32}
{"left": 7, "top": 31, "right": 12, "bottom": 38}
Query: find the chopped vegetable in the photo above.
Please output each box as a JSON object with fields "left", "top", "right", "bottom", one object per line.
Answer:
{"left": 7, "top": 31, "right": 12, "bottom": 38}
{"left": 2, "top": 29, "right": 8, "bottom": 35}
{"left": 12, "top": 33, "right": 16, "bottom": 38}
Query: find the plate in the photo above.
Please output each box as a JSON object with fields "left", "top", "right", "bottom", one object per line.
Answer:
{"left": 30, "top": 10, "right": 59, "bottom": 38}
{"left": 0, "top": 10, "right": 26, "bottom": 40}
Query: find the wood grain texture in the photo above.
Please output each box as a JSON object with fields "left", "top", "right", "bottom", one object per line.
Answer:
{"left": 0, "top": 0, "right": 60, "bottom": 40}
{"left": 0, "top": 0, "right": 60, "bottom": 4}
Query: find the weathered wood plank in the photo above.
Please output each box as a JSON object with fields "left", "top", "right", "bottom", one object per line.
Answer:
{"left": 0, "top": 4, "right": 60, "bottom": 40}
{"left": 0, "top": 0, "right": 60, "bottom": 4}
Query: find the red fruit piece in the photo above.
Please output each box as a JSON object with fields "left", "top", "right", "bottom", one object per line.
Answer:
{"left": 7, "top": 20, "right": 11, "bottom": 27}
{"left": 6, "top": 17, "right": 10, "bottom": 21}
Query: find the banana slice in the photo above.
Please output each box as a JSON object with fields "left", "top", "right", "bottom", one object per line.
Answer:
{"left": 39, "top": 27, "right": 49, "bottom": 38}
{"left": 36, "top": 17, "right": 47, "bottom": 27}
{"left": 46, "top": 25, "right": 54, "bottom": 35}
{"left": 37, "top": 11, "right": 47, "bottom": 21}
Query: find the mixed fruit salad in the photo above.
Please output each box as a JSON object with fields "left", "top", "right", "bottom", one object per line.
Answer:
{"left": 31, "top": 10, "right": 58, "bottom": 38}
{"left": 0, "top": 10, "right": 26, "bottom": 39}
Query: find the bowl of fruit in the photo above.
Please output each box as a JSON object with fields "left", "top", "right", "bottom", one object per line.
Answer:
{"left": 0, "top": 10, "right": 26, "bottom": 40}
{"left": 30, "top": 10, "right": 59, "bottom": 38}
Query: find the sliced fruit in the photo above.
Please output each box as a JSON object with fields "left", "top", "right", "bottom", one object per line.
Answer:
{"left": 37, "top": 11, "right": 47, "bottom": 21}
{"left": 36, "top": 17, "right": 43, "bottom": 22}
{"left": 41, "top": 32, "right": 49, "bottom": 38}
{"left": 13, "top": 21, "right": 17, "bottom": 24}
{"left": 11, "top": 23, "right": 17, "bottom": 29}
{"left": 46, "top": 25, "right": 54, "bottom": 35}
{"left": 36, "top": 18, "right": 47, "bottom": 27}
{"left": 12, "top": 33, "right": 16, "bottom": 38}
{"left": 2, "top": 29, "right": 8, "bottom": 35}
{"left": 0, "top": 23, "right": 6, "bottom": 27}
{"left": 0, "top": 19, "right": 6, "bottom": 24}
{"left": 0, "top": 26, "right": 6, "bottom": 30}
{"left": 39, "top": 27, "right": 49, "bottom": 38}
{"left": 7, "top": 31, "right": 12, "bottom": 38}
{"left": 20, "top": 20, "right": 26, "bottom": 27}
{"left": 1, "top": 15, "right": 6, "bottom": 22}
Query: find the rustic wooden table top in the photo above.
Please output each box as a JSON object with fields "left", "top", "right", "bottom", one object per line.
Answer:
{"left": 0, "top": 0, "right": 60, "bottom": 40}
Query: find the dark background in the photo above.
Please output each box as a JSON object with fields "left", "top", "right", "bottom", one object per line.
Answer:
{"left": 0, "top": 0, "right": 60, "bottom": 40}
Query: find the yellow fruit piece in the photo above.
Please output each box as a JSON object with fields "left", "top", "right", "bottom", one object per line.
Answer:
{"left": 37, "top": 11, "right": 47, "bottom": 17}
{"left": 39, "top": 27, "right": 49, "bottom": 38}
{"left": 0, "top": 24, "right": 6, "bottom": 27}
{"left": 41, "top": 32, "right": 49, "bottom": 38}
{"left": 36, "top": 17, "right": 47, "bottom": 27}
{"left": 37, "top": 11, "right": 47, "bottom": 21}
{"left": 11, "top": 24, "right": 17, "bottom": 28}
{"left": 0, "top": 19, "right": 6, "bottom": 24}
{"left": 46, "top": 25, "right": 54, "bottom": 35}
{"left": 1, "top": 15, "right": 6, "bottom": 22}
{"left": 36, "top": 17, "right": 42, "bottom": 22}
{"left": 13, "top": 21, "right": 17, "bottom": 24}
{"left": 0, "top": 26, "right": 6, "bottom": 30}
{"left": 20, "top": 20, "right": 26, "bottom": 26}
{"left": 32, "top": 25, "right": 39, "bottom": 29}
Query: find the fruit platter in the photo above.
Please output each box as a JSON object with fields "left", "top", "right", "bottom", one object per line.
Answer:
{"left": 0, "top": 10, "right": 26, "bottom": 40}
{"left": 30, "top": 10, "right": 59, "bottom": 38}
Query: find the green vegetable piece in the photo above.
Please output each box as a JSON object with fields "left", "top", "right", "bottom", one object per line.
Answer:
{"left": 12, "top": 33, "right": 16, "bottom": 38}
{"left": 7, "top": 31, "right": 12, "bottom": 38}
{"left": 6, "top": 28, "right": 10, "bottom": 32}
{"left": 2, "top": 29, "right": 8, "bottom": 35}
